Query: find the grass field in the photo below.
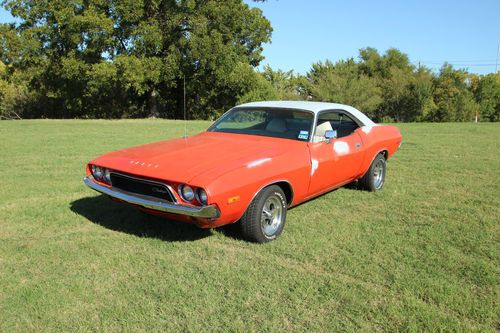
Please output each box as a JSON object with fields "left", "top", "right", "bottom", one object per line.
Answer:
{"left": 0, "top": 120, "right": 498, "bottom": 332}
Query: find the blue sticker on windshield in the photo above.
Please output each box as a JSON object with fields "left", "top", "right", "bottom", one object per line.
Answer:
{"left": 298, "top": 130, "right": 309, "bottom": 140}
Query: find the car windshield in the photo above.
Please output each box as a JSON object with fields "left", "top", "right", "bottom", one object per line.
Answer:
{"left": 208, "top": 108, "right": 314, "bottom": 141}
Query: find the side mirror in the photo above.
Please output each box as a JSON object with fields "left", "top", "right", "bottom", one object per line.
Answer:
{"left": 324, "top": 130, "right": 337, "bottom": 143}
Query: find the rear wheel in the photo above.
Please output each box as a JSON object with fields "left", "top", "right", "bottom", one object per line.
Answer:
{"left": 240, "top": 185, "right": 287, "bottom": 243}
{"left": 359, "top": 153, "right": 386, "bottom": 191}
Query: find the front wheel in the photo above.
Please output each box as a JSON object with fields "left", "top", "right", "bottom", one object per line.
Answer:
{"left": 240, "top": 185, "right": 287, "bottom": 243}
{"left": 359, "top": 153, "right": 387, "bottom": 191}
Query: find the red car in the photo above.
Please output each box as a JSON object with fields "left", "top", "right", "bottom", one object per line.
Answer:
{"left": 84, "top": 101, "right": 402, "bottom": 243}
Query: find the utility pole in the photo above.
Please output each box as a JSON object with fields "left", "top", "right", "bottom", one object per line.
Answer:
{"left": 183, "top": 75, "right": 186, "bottom": 121}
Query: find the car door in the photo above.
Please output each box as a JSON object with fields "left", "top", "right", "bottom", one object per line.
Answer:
{"left": 307, "top": 110, "right": 365, "bottom": 196}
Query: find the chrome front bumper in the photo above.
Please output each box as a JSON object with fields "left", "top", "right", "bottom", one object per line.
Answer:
{"left": 83, "top": 176, "right": 220, "bottom": 219}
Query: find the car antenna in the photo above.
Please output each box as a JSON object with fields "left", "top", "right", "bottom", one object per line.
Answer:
{"left": 183, "top": 74, "right": 188, "bottom": 139}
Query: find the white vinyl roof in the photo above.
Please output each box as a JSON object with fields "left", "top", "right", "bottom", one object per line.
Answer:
{"left": 237, "top": 101, "right": 376, "bottom": 126}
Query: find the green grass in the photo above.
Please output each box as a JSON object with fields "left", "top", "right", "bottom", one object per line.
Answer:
{"left": 0, "top": 120, "right": 498, "bottom": 332}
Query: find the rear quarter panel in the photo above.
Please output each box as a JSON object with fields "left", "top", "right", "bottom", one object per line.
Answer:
{"left": 356, "top": 125, "right": 402, "bottom": 177}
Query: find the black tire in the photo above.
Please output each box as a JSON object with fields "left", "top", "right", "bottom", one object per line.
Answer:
{"left": 240, "top": 185, "right": 287, "bottom": 243}
{"left": 359, "top": 153, "right": 386, "bottom": 191}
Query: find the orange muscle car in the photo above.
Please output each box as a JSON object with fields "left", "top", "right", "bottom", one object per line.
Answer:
{"left": 84, "top": 101, "right": 402, "bottom": 242}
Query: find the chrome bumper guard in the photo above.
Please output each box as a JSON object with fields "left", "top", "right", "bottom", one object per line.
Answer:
{"left": 83, "top": 176, "right": 220, "bottom": 219}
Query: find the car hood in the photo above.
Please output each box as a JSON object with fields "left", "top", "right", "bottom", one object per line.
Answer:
{"left": 91, "top": 132, "right": 299, "bottom": 184}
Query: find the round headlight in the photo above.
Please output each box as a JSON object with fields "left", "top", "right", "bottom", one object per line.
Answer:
{"left": 179, "top": 185, "right": 195, "bottom": 202}
{"left": 103, "top": 168, "right": 111, "bottom": 184}
{"left": 197, "top": 189, "right": 208, "bottom": 205}
{"left": 92, "top": 165, "right": 103, "bottom": 180}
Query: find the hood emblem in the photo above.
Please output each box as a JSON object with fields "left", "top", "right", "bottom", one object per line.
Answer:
{"left": 129, "top": 160, "right": 159, "bottom": 168}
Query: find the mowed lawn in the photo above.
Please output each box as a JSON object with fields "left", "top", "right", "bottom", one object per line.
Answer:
{"left": 0, "top": 120, "right": 498, "bottom": 332}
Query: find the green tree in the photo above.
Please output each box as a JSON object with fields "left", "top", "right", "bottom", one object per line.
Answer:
{"left": 238, "top": 65, "right": 309, "bottom": 104}
{"left": 261, "top": 65, "right": 307, "bottom": 100}
{"left": 1, "top": 1, "right": 498, "bottom": 124}
{"left": 358, "top": 48, "right": 416, "bottom": 121}
{"left": 0, "top": 24, "right": 34, "bottom": 118}
{"left": 399, "top": 66, "right": 437, "bottom": 122}
{"left": 471, "top": 73, "right": 500, "bottom": 122}
{"left": 431, "top": 64, "right": 479, "bottom": 122}
{"left": 308, "top": 59, "right": 382, "bottom": 117}
{"left": 237, "top": 70, "right": 279, "bottom": 104}
{"left": 1, "top": 0, "right": 271, "bottom": 118}
{"left": 0, "top": 60, "right": 31, "bottom": 119}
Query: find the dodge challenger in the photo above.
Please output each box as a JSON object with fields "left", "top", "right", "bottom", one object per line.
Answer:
{"left": 84, "top": 101, "right": 402, "bottom": 243}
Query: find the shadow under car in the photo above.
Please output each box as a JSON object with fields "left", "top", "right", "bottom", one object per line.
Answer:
{"left": 70, "top": 195, "right": 212, "bottom": 242}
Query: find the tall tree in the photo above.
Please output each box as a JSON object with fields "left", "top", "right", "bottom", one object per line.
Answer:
{"left": 358, "top": 48, "right": 416, "bottom": 121}
{"left": 431, "top": 64, "right": 478, "bottom": 122}
{"left": 471, "top": 73, "right": 500, "bottom": 122}
{"left": 399, "top": 66, "right": 437, "bottom": 122}
{"left": 1, "top": 0, "right": 271, "bottom": 118}
{"left": 308, "top": 59, "right": 382, "bottom": 117}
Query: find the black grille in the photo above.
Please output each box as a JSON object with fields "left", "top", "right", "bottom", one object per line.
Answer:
{"left": 110, "top": 173, "right": 175, "bottom": 202}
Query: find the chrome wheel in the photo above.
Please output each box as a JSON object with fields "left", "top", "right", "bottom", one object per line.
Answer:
{"left": 260, "top": 194, "right": 284, "bottom": 238}
{"left": 240, "top": 185, "right": 287, "bottom": 243}
{"left": 373, "top": 159, "right": 385, "bottom": 189}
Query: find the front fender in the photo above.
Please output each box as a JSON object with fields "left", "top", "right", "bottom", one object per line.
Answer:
{"left": 196, "top": 147, "right": 311, "bottom": 226}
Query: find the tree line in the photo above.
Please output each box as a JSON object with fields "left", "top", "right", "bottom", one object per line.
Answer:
{"left": 0, "top": 0, "right": 499, "bottom": 122}
{"left": 245, "top": 50, "right": 500, "bottom": 122}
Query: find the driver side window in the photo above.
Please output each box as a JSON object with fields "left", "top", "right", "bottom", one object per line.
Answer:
{"left": 313, "top": 110, "right": 359, "bottom": 142}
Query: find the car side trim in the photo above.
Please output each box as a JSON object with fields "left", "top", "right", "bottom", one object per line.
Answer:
{"left": 83, "top": 176, "right": 220, "bottom": 219}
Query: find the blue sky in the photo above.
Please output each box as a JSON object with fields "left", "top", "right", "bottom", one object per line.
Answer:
{"left": 247, "top": 0, "right": 500, "bottom": 75}
{"left": 1, "top": 1, "right": 499, "bottom": 75}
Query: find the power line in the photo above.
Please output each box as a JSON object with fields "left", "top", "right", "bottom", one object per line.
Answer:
{"left": 412, "top": 61, "right": 497, "bottom": 67}
{"left": 496, "top": 44, "right": 499, "bottom": 72}
{"left": 417, "top": 59, "right": 496, "bottom": 63}
{"left": 426, "top": 63, "right": 496, "bottom": 66}
{"left": 412, "top": 61, "right": 495, "bottom": 65}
